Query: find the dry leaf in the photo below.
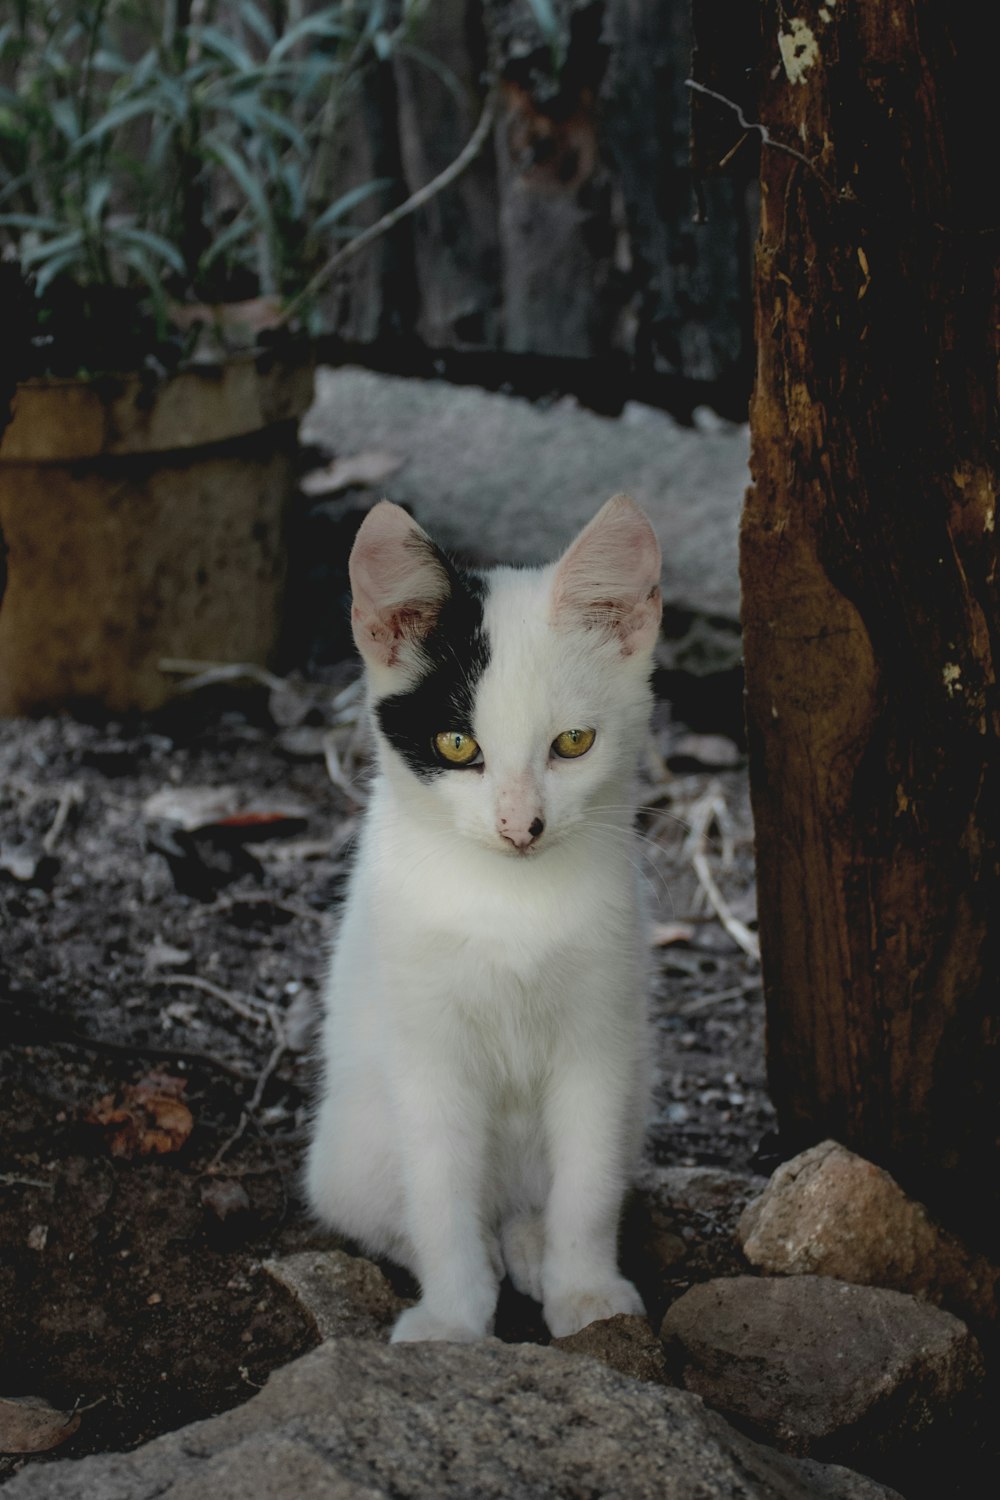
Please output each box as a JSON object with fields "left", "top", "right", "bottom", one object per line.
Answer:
{"left": 200, "top": 1178, "right": 251, "bottom": 1223}
{"left": 0, "top": 1396, "right": 80, "bottom": 1454}
{"left": 651, "top": 922, "right": 695, "bottom": 947}
{"left": 86, "top": 1073, "right": 194, "bottom": 1159}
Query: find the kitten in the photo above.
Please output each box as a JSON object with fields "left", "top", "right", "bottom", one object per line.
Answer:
{"left": 305, "top": 494, "right": 662, "bottom": 1342}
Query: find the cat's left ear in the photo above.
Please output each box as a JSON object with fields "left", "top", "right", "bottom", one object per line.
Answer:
{"left": 551, "top": 494, "right": 662, "bottom": 657}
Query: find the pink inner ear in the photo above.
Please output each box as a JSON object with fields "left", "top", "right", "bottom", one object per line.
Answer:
{"left": 552, "top": 494, "right": 662, "bottom": 654}
{"left": 349, "top": 502, "right": 451, "bottom": 669}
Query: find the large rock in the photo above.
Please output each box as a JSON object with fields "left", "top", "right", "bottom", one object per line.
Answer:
{"left": 661, "top": 1275, "right": 985, "bottom": 1491}
{"left": 4, "top": 1338, "right": 899, "bottom": 1499}
{"left": 301, "top": 367, "right": 748, "bottom": 620}
{"left": 738, "top": 1140, "right": 1000, "bottom": 1326}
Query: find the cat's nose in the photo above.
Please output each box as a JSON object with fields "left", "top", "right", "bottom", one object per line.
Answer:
{"left": 499, "top": 815, "right": 545, "bottom": 849}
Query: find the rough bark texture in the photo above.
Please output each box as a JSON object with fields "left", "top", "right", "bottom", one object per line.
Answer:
{"left": 321, "top": 0, "right": 754, "bottom": 406}
{"left": 732, "top": 3, "right": 1000, "bottom": 1245}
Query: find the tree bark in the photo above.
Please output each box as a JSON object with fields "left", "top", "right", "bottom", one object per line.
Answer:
{"left": 737, "top": 3, "right": 1000, "bottom": 1246}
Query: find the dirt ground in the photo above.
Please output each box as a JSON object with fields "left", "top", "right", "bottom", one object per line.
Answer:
{"left": 0, "top": 667, "right": 769, "bottom": 1482}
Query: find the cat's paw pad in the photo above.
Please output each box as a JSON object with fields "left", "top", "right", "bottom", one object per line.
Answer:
{"left": 544, "top": 1276, "right": 645, "bottom": 1338}
{"left": 501, "top": 1213, "right": 545, "bottom": 1303}
{"left": 390, "top": 1304, "right": 490, "bottom": 1344}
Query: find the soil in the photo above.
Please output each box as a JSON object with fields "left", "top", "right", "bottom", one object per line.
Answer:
{"left": 0, "top": 670, "right": 770, "bottom": 1484}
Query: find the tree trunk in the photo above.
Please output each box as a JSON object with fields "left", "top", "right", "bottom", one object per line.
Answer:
{"left": 735, "top": 4, "right": 1000, "bottom": 1247}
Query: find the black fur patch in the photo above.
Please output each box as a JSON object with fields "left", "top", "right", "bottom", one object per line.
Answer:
{"left": 375, "top": 552, "right": 490, "bottom": 780}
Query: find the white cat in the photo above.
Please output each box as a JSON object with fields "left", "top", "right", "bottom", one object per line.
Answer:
{"left": 305, "top": 493, "right": 662, "bottom": 1343}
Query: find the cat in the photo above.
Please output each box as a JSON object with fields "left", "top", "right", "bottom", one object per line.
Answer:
{"left": 305, "top": 493, "right": 662, "bottom": 1342}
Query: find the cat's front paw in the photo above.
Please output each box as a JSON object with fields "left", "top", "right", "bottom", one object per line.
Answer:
{"left": 543, "top": 1276, "right": 645, "bottom": 1338}
{"left": 390, "top": 1303, "right": 492, "bottom": 1344}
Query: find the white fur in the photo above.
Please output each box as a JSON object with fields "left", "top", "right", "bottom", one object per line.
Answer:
{"left": 305, "top": 496, "right": 662, "bottom": 1341}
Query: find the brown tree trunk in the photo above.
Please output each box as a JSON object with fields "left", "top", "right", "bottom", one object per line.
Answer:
{"left": 736, "top": 4, "right": 1000, "bottom": 1247}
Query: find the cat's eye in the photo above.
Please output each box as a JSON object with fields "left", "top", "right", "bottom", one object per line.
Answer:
{"left": 552, "top": 727, "right": 596, "bottom": 759}
{"left": 434, "top": 730, "right": 481, "bottom": 766}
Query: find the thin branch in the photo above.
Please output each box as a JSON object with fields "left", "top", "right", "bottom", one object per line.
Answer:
{"left": 692, "top": 852, "right": 761, "bottom": 963}
{"left": 279, "top": 78, "right": 500, "bottom": 328}
{"left": 42, "top": 783, "right": 83, "bottom": 855}
{"left": 207, "top": 1005, "right": 287, "bottom": 1170}
{"left": 686, "top": 78, "right": 844, "bottom": 198}
{"left": 156, "top": 974, "right": 270, "bottom": 1026}
{"left": 679, "top": 980, "right": 762, "bottom": 1017}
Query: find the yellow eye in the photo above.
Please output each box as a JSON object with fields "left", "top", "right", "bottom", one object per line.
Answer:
{"left": 434, "top": 730, "right": 481, "bottom": 766}
{"left": 552, "top": 727, "right": 596, "bottom": 759}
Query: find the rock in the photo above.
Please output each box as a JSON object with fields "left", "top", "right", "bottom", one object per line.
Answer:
{"left": 3, "top": 1338, "right": 900, "bottom": 1499}
{"left": 661, "top": 1275, "right": 985, "bottom": 1491}
{"left": 262, "top": 1250, "right": 410, "bottom": 1341}
{"left": 638, "top": 1163, "right": 769, "bottom": 1231}
{"left": 551, "top": 1313, "right": 669, "bottom": 1384}
{"left": 738, "top": 1140, "right": 1000, "bottom": 1326}
{"left": 301, "top": 367, "right": 748, "bottom": 621}
{"left": 626, "top": 1165, "right": 768, "bottom": 1325}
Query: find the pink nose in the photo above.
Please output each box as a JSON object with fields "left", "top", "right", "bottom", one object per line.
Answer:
{"left": 499, "top": 816, "right": 545, "bottom": 849}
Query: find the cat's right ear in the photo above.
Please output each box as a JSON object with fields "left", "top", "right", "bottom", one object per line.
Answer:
{"left": 348, "top": 502, "right": 451, "bottom": 677}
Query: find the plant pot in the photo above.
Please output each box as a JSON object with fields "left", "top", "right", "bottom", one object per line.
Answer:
{"left": 0, "top": 351, "right": 314, "bottom": 715}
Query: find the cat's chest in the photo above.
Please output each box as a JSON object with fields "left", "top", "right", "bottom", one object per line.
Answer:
{"left": 370, "top": 824, "right": 628, "bottom": 979}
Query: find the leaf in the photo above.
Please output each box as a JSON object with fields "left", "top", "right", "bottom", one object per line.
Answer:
{"left": 74, "top": 96, "right": 157, "bottom": 150}
{"left": 312, "top": 177, "right": 394, "bottom": 234}
{"left": 114, "top": 225, "right": 187, "bottom": 277}
{"left": 205, "top": 135, "right": 272, "bottom": 230}
{"left": 0, "top": 1396, "right": 80, "bottom": 1455}
{"left": 21, "top": 229, "right": 84, "bottom": 269}
{"left": 85, "top": 1073, "right": 194, "bottom": 1160}
{"left": 237, "top": 0, "right": 277, "bottom": 52}
{"left": 269, "top": 12, "right": 353, "bottom": 63}
{"left": 91, "top": 48, "right": 132, "bottom": 76}
{"left": 84, "top": 177, "right": 112, "bottom": 228}
{"left": 33, "top": 246, "right": 85, "bottom": 296}
{"left": 0, "top": 212, "right": 64, "bottom": 232}
{"left": 210, "top": 94, "right": 306, "bottom": 151}
{"left": 198, "top": 214, "right": 255, "bottom": 273}
{"left": 196, "top": 25, "right": 255, "bottom": 74}
{"left": 50, "top": 97, "right": 80, "bottom": 145}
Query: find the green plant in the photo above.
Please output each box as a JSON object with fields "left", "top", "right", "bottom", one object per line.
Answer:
{"left": 0, "top": 0, "right": 422, "bottom": 362}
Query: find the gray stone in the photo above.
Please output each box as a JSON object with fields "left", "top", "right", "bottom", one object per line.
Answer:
{"left": 301, "top": 367, "right": 748, "bottom": 620}
{"left": 661, "top": 1275, "right": 985, "bottom": 1488}
{"left": 262, "top": 1250, "right": 410, "bottom": 1341}
{"left": 5, "top": 1338, "right": 899, "bottom": 1500}
{"left": 738, "top": 1140, "right": 1000, "bottom": 1326}
{"left": 638, "top": 1164, "right": 768, "bottom": 1232}
{"left": 628, "top": 1166, "right": 769, "bottom": 1303}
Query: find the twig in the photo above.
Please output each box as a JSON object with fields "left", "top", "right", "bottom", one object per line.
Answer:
{"left": 0, "top": 1173, "right": 52, "bottom": 1189}
{"left": 42, "top": 783, "right": 83, "bottom": 855}
{"left": 207, "top": 1005, "right": 288, "bottom": 1171}
{"left": 158, "top": 657, "right": 285, "bottom": 693}
{"left": 692, "top": 852, "right": 761, "bottom": 963}
{"left": 279, "top": 78, "right": 500, "bottom": 327}
{"left": 155, "top": 975, "right": 271, "bottom": 1026}
{"left": 208, "top": 891, "right": 327, "bottom": 925}
{"left": 679, "top": 980, "right": 762, "bottom": 1017}
{"left": 685, "top": 78, "right": 844, "bottom": 198}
